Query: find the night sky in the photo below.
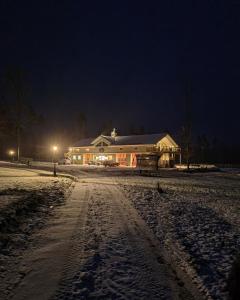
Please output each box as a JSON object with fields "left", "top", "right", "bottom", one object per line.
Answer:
{"left": 1, "top": 0, "right": 240, "bottom": 140}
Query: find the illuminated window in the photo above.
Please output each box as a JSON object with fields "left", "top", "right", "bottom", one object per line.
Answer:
{"left": 73, "top": 155, "right": 76, "bottom": 160}
{"left": 78, "top": 155, "right": 81, "bottom": 160}
{"left": 96, "top": 155, "right": 107, "bottom": 161}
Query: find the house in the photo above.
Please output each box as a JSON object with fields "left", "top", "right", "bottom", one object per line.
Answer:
{"left": 67, "top": 129, "right": 181, "bottom": 167}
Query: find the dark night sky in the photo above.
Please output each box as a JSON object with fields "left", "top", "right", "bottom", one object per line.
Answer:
{"left": 1, "top": 0, "right": 240, "bottom": 140}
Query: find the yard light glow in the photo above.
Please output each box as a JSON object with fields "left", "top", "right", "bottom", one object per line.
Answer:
{"left": 8, "top": 150, "right": 15, "bottom": 162}
{"left": 52, "top": 145, "right": 58, "bottom": 152}
{"left": 9, "top": 150, "right": 15, "bottom": 156}
{"left": 51, "top": 145, "right": 58, "bottom": 177}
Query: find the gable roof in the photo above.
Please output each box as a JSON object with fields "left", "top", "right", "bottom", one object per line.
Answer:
{"left": 101, "top": 133, "right": 167, "bottom": 145}
{"left": 72, "top": 133, "right": 178, "bottom": 147}
{"left": 72, "top": 138, "right": 94, "bottom": 147}
{"left": 91, "top": 135, "right": 112, "bottom": 146}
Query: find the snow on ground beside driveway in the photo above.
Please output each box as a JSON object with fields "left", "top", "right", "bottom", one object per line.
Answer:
{"left": 0, "top": 167, "right": 68, "bottom": 190}
{"left": 117, "top": 172, "right": 240, "bottom": 300}
{"left": 0, "top": 167, "right": 73, "bottom": 300}
{"left": 0, "top": 167, "right": 73, "bottom": 210}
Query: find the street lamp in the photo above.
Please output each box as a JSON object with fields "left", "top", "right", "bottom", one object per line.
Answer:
{"left": 8, "top": 150, "right": 15, "bottom": 162}
{"left": 51, "top": 145, "right": 58, "bottom": 176}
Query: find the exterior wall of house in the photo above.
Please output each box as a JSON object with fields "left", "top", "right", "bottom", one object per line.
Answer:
{"left": 71, "top": 154, "right": 83, "bottom": 164}
{"left": 159, "top": 153, "right": 170, "bottom": 167}
{"left": 67, "top": 135, "right": 180, "bottom": 168}
{"left": 68, "top": 145, "right": 155, "bottom": 166}
{"left": 70, "top": 145, "right": 156, "bottom": 155}
{"left": 157, "top": 136, "right": 177, "bottom": 150}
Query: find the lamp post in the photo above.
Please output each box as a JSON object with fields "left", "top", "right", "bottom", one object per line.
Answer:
{"left": 8, "top": 150, "right": 15, "bottom": 162}
{"left": 52, "top": 145, "right": 58, "bottom": 176}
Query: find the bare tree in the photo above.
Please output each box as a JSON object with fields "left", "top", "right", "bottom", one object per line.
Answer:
{"left": 0, "top": 99, "right": 12, "bottom": 156}
{"left": 0, "top": 100, "right": 10, "bottom": 138}
{"left": 181, "top": 81, "right": 193, "bottom": 170}
{"left": 4, "top": 67, "right": 40, "bottom": 160}
{"left": 76, "top": 112, "right": 87, "bottom": 139}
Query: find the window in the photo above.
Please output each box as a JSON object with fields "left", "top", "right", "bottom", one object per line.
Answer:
{"left": 78, "top": 155, "right": 81, "bottom": 160}
{"left": 96, "top": 155, "right": 107, "bottom": 161}
{"left": 73, "top": 155, "right": 76, "bottom": 160}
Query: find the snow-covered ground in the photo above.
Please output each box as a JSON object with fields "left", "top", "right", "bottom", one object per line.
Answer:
{"left": 0, "top": 165, "right": 193, "bottom": 300}
{"left": 0, "top": 163, "right": 239, "bottom": 299}
{"left": 116, "top": 172, "right": 240, "bottom": 300}
{"left": 0, "top": 167, "right": 73, "bottom": 300}
{"left": 0, "top": 167, "right": 73, "bottom": 210}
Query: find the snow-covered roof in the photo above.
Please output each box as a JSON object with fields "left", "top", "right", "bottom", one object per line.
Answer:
{"left": 100, "top": 133, "right": 167, "bottom": 145}
{"left": 72, "top": 138, "right": 94, "bottom": 147}
{"left": 72, "top": 133, "right": 175, "bottom": 147}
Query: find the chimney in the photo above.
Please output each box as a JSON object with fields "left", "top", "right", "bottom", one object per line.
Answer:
{"left": 111, "top": 128, "right": 117, "bottom": 139}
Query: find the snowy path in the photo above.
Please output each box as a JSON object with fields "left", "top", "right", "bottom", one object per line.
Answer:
{"left": 11, "top": 178, "right": 190, "bottom": 300}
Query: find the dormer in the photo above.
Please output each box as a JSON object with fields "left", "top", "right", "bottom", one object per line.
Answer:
{"left": 91, "top": 135, "right": 112, "bottom": 147}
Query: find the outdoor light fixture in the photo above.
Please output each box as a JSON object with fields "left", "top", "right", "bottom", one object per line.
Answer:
{"left": 51, "top": 145, "right": 58, "bottom": 176}
{"left": 8, "top": 150, "right": 15, "bottom": 162}
{"left": 69, "top": 147, "right": 72, "bottom": 152}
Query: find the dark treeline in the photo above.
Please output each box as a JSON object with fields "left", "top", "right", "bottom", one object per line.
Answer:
{"left": 180, "top": 135, "right": 240, "bottom": 166}
{"left": 0, "top": 67, "right": 239, "bottom": 164}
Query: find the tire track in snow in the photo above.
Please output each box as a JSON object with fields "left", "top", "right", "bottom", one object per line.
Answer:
{"left": 11, "top": 182, "right": 89, "bottom": 300}
{"left": 105, "top": 182, "right": 194, "bottom": 300}
{"left": 52, "top": 179, "right": 190, "bottom": 299}
{"left": 52, "top": 187, "right": 90, "bottom": 299}
{"left": 12, "top": 177, "right": 193, "bottom": 300}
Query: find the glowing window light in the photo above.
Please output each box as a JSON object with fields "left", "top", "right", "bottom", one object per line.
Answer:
{"left": 96, "top": 155, "right": 107, "bottom": 161}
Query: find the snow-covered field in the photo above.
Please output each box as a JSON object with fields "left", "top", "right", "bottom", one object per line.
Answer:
{"left": 0, "top": 167, "right": 73, "bottom": 299}
{"left": 0, "top": 167, "right": 73, "bottom": 210}
{"left": 116, "top": 172, "right": 240, "bottom": 299}
{"left": 0, "top": 162, "right": 239, "bottom": 299}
